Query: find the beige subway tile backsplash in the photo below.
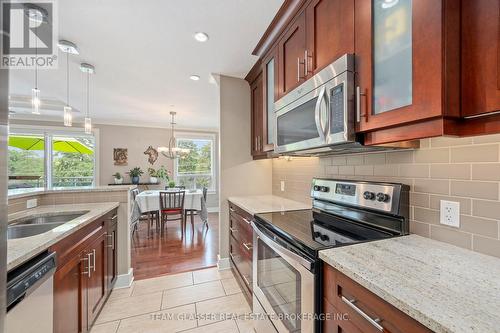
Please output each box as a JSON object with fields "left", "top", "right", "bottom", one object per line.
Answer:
{"left": 471, "top": 164, "right": 500, "bottom": 181}
{"left": 451, "top": 145, "right": 499, "bottom": 163}
{"left": 451, "top": 181, "right": 499, "bottom": 200}
{"left": 273, "top": 136, "right": 500, "bottom": 258}
{"left": 430, "top": 164, "right": 470, "bottom": 180}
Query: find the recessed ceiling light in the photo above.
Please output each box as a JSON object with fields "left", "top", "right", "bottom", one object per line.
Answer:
{"left": 194, "top": 32, "right": 209, "bottom": 42}
{"left": 190, "top": 75, "right": 200, "bottom": 81}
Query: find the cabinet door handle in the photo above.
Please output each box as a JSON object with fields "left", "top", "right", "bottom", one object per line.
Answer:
{"left": 106, "top": 233, "right": 114, "bottom": 248}
{"left": 305, "top": 50, "right": 312, "bottom": 76}
{"left": 341, "top": 296, "right": 383, "bottom": 331}
{"left": 242, "top": 217, "right": 251, "bottom": 225}
{"left": 243, "top": 242, "right": 253, "bottom": 251}
{"left": 229, "top": 252, "right": 237, "bottom": 261}
{"left": 242, "top": 275, "right": 251, "bottom": 286}
{"left": 356, "top": 86, "right": 367, "bottom": 122}
{"left": 86, "top": 252, "right": 93, "bottom": 277}
{"left": 92, "top": 249, "right": 96, "bottom": 272}
{"left": 229, "top": 227, "right": 238, "bottom": 233}
{"left": 229, "top": 207, "right": 235, "bottom": 213}
{"left": 297, "top": 58, "right": 305, "bottom": 82}
{"left": 81, "top": 256, "right": 89, "bottom": 276}
{"left": 110, "top": 214, "right": 118, "bottom": 221}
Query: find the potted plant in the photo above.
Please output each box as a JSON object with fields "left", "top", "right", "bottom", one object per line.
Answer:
{"left": 155, "top": 166, "right": 171, "bottom": 185}
{"left": 147, "top": 168, "right": 158, "bottom": 184}
{"left": 113, "top": 172, "right": 123, "bottom": 184}
{"left": 127, "top": 167, "right": 144, "bottom": 185}
{"left": 168, "top": 180, "right": 176, "bottom": 188}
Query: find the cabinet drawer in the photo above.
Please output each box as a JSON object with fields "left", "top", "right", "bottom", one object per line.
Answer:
{"left": 324, "top": 265, "right": 432, "bottom": 333}
{"left": 230, "top": 235, "right": 253, "bottom": 289}
{"left": 228, "top": 202, "right": 253, "bottom": 222}
{"left": 230, "top": 212, "right": 253, "bottom": 245}
{"left": 323, "top": 298, "right": 363, "bottom": 333}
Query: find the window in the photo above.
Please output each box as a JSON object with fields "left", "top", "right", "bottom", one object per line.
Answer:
{"left": 8, "top": 134, "right": 46, "bottom": 190}
{"left": 174, "top": 133, "right": 216, "bottom": 191}
{"left": 8, "top": 127, "right": 97, "bottom": 194}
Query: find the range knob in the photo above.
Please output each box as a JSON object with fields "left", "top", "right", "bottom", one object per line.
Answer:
{"left": 363, "top": 191, "right": 375, "bottom": 200}
{"left": 376, "top": 193, "right": 390, "bottom": 202}
{"left": 313, "top": 231, "right": 321, "bottom": 238}
{"left": 320, "top": 186, "right": 330, "bottom": 193}
{"left": 320, "top": 234, "right": 330, "bottom": 242}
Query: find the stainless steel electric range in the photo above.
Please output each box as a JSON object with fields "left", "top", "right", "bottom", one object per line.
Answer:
{"left": 251, "top": 178, "right": 410, "bottom": 333}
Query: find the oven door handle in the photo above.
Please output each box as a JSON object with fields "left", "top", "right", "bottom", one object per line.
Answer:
{"left": 252, "top": 222, "right": 314, "bottom": 270}
{"left": 314, "top": 86, "right": 327, "bottom": 142}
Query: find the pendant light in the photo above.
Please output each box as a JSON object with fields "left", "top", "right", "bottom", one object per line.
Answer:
{"left": 158, "top": 107, "right": 190, "bottom": 159}
{"left": 57, "top": 40, "right": 79, "bottom": 127}
{"left": 80, "top": 63, "right": 95, "bottom": 134}
{"left": 30, "top": 7, "right": 45, "bottom": 115}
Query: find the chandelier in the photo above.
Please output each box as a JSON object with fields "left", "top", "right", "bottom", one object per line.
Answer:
{"left": 158, "top": 111, "right": 190, "bottom": 159}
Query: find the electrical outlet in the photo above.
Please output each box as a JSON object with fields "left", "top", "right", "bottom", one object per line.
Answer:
{"left": 440, "top": 200, "right": 460, "bottom": 227}
{"left": 26, "top": 198, "right": 38, "bottom": 209}
{"left": 280, "top": 181, "right": 285, "bottom": 192}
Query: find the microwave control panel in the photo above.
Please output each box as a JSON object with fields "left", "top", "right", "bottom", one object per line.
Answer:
{"left": 330, "top": 83, "right": 345, "bottom": 134}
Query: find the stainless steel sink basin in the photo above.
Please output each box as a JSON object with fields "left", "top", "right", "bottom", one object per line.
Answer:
{"left": 7, "top": 223, "right": 65, "bottom": 239}
{"left": 8, "top": 211, "right": 88, "bottom": 240}
{"left": 10, "top": 212, "right": 87, "bottom": 226}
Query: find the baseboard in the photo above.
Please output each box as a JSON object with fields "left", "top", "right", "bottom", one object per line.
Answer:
{"left": 207, "top": 207, "right": 219, "bottom": 213}
{"left": 114, "top": 268, "right": 134, "bottom": 288}
{"left": 217, "top": 255, "right": 231, "bottom": 270}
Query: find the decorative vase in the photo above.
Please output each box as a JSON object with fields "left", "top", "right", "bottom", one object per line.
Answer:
{"left": 114, "top": 177, "right": 123, "bottom": 184}
{"left": 149, "top": 177, "right": 158, "bottom": 184}
{"left": 131, "top": 176, "right": 140, "bottom": 184}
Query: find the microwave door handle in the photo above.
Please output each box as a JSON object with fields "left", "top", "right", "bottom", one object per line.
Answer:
{"left": 314, "top": 86, "right": 326, "bottom": 142}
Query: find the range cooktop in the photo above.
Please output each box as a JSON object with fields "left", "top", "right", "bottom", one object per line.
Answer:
{"left": 254, "top": 179, "right": 410, "bottom": 258}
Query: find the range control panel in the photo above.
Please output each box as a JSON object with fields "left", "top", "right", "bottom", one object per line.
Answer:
{"left": 311, "top": 178, "right": 407, "bottom": 215}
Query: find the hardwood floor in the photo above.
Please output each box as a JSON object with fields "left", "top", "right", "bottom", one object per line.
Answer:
{"left": 131, "top": 212, "right": 219, "bottom": 280}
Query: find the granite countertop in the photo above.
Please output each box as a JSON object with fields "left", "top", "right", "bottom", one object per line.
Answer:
{"left": 7, "top": 203, "right": 119, "bottom": 271}
{"left": 8, "top": 185, "right": 136, "bottom": 199}
{"left": 319, "top": 234, "right": 500, "bottom": 333}
{"left": 227, "top": 195, "right": 311, "bottom": 215}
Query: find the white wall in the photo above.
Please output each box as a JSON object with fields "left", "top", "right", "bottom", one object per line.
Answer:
{"left": 218, "top": 75, "right": 272, "bottom": 261}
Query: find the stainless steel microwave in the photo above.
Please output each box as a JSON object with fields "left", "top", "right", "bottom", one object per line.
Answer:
{"left": 274, "top": 54, "right": 355, "bottom": 155}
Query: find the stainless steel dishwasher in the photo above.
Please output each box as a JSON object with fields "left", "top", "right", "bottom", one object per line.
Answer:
{"left": 6, "top": 252, "right": 56, "bottom": 333}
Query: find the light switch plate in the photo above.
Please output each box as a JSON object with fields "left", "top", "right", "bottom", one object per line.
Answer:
{"left": 26, "top": 198, "right": 38, "bottom": 209}
{"left": 280, "top": 181, "right": 285, "bottom": 192}
{"left": 440, "top": 200, "right": 460, "bottom": 228}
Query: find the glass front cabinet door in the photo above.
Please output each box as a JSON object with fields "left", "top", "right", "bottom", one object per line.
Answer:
{"left": 355, "top": 0, "right": 449, "bottom": 135}
{"left": 262, "top": 48, "right": 278, "bottom": 152}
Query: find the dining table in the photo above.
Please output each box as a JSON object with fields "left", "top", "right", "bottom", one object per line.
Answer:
{"left": 135, "top": 189, "right": 203, "bottom": 213}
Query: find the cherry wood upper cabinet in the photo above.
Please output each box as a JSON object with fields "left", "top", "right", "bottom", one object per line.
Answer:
{"left": 277, "top": 10, "right": 307, "bottom": 97}
{"left": 355, "top": 0, "right": 459, "bottom": 135}
{"left": 305, "top": 0, "right": 354, "bottom": 75}
{"left": 250, "top": 73, "right": 266, "bottom": 158}
{"left": 461, "top": 0, "right": 500, "bottom": 117}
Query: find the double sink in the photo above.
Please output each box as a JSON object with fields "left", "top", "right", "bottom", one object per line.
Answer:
{"left": 8, "top": 212, "right": 88, "bottom": 240}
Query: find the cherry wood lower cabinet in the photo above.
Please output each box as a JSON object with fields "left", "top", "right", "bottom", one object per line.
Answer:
{"left": 228, "top": 201, "right": 254, "bottom": 305}
{"left": 51, "top": 209, "right": 118, "bottom": 333}
{"left": 323, "top": 264, "right": 432, "bottom": 333}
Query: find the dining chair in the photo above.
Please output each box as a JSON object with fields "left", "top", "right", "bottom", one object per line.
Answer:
{"left": 131, "top": 188, "right": 158, "bottom": 237}
{"left": 184, "top": 187, "right": 209, "bottom": 232}
{"left": 165, "top": 185, "right": 185, "bottom": 190}
{"left": 159, "top": 191, "right": 186, "bottom": 236}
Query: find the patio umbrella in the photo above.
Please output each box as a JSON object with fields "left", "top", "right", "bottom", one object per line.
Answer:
{"left": 8, "top": 136, "right": 94, "bottom": 154}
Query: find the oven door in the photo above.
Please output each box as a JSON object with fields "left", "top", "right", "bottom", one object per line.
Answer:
{"left": 252, "top": 222, "right": 315, "bottom": 333}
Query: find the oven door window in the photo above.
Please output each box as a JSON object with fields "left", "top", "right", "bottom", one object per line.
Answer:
{"left": 257, "top": 238, "right": 302, "bottom": 332}
{"left": 276, "top": 97, "right": 319, "bottom": 146}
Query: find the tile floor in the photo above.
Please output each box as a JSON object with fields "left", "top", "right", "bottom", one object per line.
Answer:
{"left": 91, "top": 267, "right": 254, "bottom": 333}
